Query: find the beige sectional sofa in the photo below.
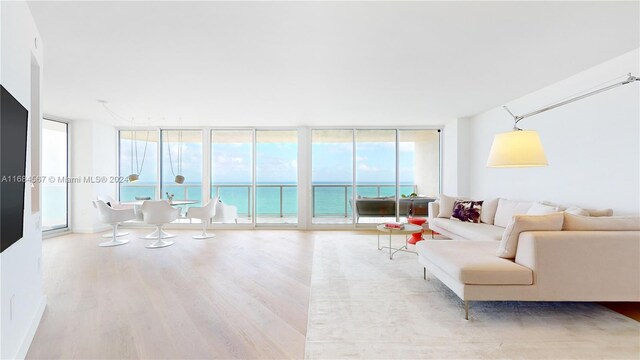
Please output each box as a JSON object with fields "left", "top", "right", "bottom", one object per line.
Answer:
{"left": 418, "top": 198, "right": 640, "bottom": 319}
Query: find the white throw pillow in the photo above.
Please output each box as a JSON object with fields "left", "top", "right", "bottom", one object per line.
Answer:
{"left": 562, "top": 213, "right": 640, "bottom": 231}
{"left": 564, "top": 206, "right": 590, "bottom": 216}
{"left": 437, "top": 194, "right": 466, "bottom": 218}
{"left": 585, "top": 208, "right": 614, "bottom": 217}
{"left": 480, "top": 198, "right": 499, "bottom": 225}
{"left": 494, "top": 198, "right": 534, "bottom": 228}
{"left": 527, "top": 203, "right": 559, "bottom": 215}
{"left": 542, "top": 201, "right": 567, "bottom": 211}
{"left": 497, "top": 213, "right": 565, "bottom": 259}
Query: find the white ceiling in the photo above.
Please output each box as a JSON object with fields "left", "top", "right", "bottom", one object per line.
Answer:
{"left": 28, "top": 1, "right": 639, "bottom": 127}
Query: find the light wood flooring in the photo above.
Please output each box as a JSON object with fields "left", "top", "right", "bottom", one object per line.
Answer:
{"left": 27, "top": 229, "right": 316, "bottom": 359}
{"left": 26, "top": 229, "right": 637, "bottom": 359}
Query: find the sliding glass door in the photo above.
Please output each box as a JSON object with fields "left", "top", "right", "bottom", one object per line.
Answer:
{"left": 41, "top": 119, "right": 68, "bottom": 231}
{"left": 355, "top": 129, "right": 397, "bottom": 224}
{"left": 116, "top": 127, "right": 439, "bottom": 227}
{"left": 311, "top": 130, "right": 353, "bottom": 224}
{"left": 211, "top": 130, "right": 253, "bottom": 223}
{"left": 256, "top": 130, "right": 298, "bottom": 224}
{"left": 310, "top": 128, "right": 440, "bottom": 225}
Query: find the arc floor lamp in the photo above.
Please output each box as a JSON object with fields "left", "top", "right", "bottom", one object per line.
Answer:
{"left": 487, "top": 73, "right": 639, "bottom": 168}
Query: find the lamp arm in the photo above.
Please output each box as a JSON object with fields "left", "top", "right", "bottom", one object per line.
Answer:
{"left": 503, "top": 73, "right": 638, "bottom": 130}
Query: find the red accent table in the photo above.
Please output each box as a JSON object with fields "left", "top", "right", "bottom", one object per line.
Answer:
{"left": 407, "top": 217, "right": 427, "bottom": 244}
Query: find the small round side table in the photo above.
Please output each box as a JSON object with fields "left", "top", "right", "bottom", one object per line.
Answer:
{"left": 407, "top": 217, "right": 427, "bottom": 244}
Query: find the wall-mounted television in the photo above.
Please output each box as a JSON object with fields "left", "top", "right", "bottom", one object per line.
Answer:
{"left": 1, "top": 85, "right": 29, "bottom": 253}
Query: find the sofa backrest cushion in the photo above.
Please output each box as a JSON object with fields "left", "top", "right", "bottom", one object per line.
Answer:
{"left": 497, "top": 213, "right": 565, "bottom": 259}
{"left": 437, "top": 194, "right": 467, "bottom": 218}
{"left": 480, "top": 198, "right": 499, "bottom": 225}
{"left": 527, "top": 203, "right": 560, "bottom": 215}
{"left": 494, "top": 198, "right": 534, "bottom": 228}
{"left": 564, "top": 206, "right": 590, "bottom": 216}
{"left": 584, "top": 208, "right": 614, "bottom": 217}
{"left": 562, "top": 213, "right": 640, "bottom": 231}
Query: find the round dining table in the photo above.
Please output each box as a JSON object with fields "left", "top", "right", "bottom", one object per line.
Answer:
{"left": 120, "top": 199, "right": 199, "bottom": 239}
{"left": 120, "top": 199, "right": 199, "bottom": 206}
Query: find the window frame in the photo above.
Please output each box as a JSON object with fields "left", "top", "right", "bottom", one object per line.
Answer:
{"left": 308, "top": 127, "right": 442, "bottom": 228}
{"left": 115, "top": 126, "right": 442, "bottom": 230}
{"left": 42, "top": 117, "right": 70, "bottom": 233}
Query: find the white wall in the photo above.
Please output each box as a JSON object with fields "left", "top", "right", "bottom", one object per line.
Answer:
{"left": 70, "top": 120, "right": 117, "bottom": 233}
{"left": 467, "top": 49, "right": 640, "bottom": 215}
{"left": 413, "top": 131, "right": 440, "bottom": 197}
{"left": 442, "top": 118, "right": 470, "bottom": 197}
{"left": 0, "top": 1, "right": 47, "bottom": 359}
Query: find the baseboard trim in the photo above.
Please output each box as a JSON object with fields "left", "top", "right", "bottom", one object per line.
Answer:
{"left": 15, "top": 295, "right": 47, "bottom": 360}
{"left": 72, "top": 225, "right": 110, "bottom": 234}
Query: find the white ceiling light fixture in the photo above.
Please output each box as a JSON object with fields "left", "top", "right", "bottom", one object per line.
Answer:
{"left": 99, "top": 101, "right": 155, "bottom": 182}
{"left": 127, "top": 117, "right": 150, "bottom": 183}
{"left": 167, "top": 129, "right": 185, "bottom": 184}
{"left": 487, "top": 73, "right": 639, "bottom": 168}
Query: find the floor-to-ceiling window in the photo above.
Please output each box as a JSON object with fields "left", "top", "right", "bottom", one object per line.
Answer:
{"left": 256, "top": 130, "right": 298, "bottom": 224}
{"left": 355, "top": 129, "right": 397, "bottom": 224}
{"left": 211, "top": 130, "right": 253, "bottom": 223}
{"left": 41, "top": 119, "right": 68, "bottom": 231}
{"left": 118, "top": 130, "right": 159, "bottom": 201}
{"left": 117, "top": 127, "right": 439, "bottom": 227}
{"left": 310, "top": 128, "right": 440, "bottom": 225}
{"left": 311, "top": 130, "right": 354, "bottom": 224}
{"left": 161, "top": 130, "right": 202, "bottom": 216}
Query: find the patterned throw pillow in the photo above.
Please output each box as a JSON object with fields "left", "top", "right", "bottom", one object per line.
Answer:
{"left": 451, "top": 200, "right": 483, "bottom": 223}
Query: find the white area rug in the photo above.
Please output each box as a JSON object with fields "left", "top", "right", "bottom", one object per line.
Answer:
{"left": 304, "top": 232, "right": 640, "bottom": 359}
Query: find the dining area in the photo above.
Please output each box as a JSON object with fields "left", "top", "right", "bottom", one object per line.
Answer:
{"left": 91, "top": 195, "right": 238, "bottom": 249}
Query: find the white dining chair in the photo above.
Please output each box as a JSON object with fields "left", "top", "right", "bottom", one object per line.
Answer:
{"left": 212, "top": 202, "right": 239, "bottom": 224}
{"left": 186, "top": 197, "right": 219, "bottom": 239}
{"left": 92, "top": 200, "right": 136, "bottom": 247}
{"left": 140, "top": 200, "right": 180, "bottom": 248}
{"left": 98, "top": 194, "right": 134, "bottom": 209}
{"left": 97, "top": 195, "right": 130, "bottom": 237}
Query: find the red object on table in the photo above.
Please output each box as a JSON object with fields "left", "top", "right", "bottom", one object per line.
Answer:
{"left": 407, "top": 217, "right": 427, "bottom": 244}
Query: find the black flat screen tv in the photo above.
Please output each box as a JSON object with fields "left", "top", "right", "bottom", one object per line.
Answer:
{"left": 1, "top": 85, "right": 29, "bottom": 253}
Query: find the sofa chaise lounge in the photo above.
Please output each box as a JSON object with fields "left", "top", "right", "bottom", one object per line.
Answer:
{"left": 417, "top": 197, "right": 640, "bottom": 319}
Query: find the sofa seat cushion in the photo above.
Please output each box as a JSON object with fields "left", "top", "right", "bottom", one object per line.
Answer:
{"left": 417, "top": 240, "right": 533, "bottom": 285}
{"left": 431, "top": 217, "right": 504, "bottom": 241}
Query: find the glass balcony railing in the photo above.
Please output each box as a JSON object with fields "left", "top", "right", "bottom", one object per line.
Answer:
{"left": 121, "top": 183, "right": 418, "bottom": 221}
{"left": 42, "top": 183, "right": 68, "bottom": 231}
{"left": 314, "top": 184, "right": 417, "bottom": 218}
{"left": 210, "top": 184, "right": 298, "bottom": 218}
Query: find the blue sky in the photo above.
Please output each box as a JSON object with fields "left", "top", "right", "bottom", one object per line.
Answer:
{"left": 121, "top": 139, "right": 415, "bottom": 184}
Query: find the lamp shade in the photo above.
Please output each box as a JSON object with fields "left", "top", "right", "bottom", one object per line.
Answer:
{"left": 486, "top": 130, "right": 548, "bottom": 167}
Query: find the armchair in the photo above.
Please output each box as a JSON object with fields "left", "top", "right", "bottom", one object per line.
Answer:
{"left": 140, "top": 200, "right": 180, "bottom": 249}
{"left": 186, "top": 197, "right": 219, "bottom": 239}
{"left": 97, "top": 195, "right": 131, "bottom": 237}
{"left": 92, "top": 200, "right": 136, "bottom": 247}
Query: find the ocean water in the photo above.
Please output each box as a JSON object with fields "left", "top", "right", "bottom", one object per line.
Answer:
{"left": 120, "top": 182, "right": 415, "bottom": 218}
{"left": 41, "top": 182, "right": 415, "bottom": 228}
